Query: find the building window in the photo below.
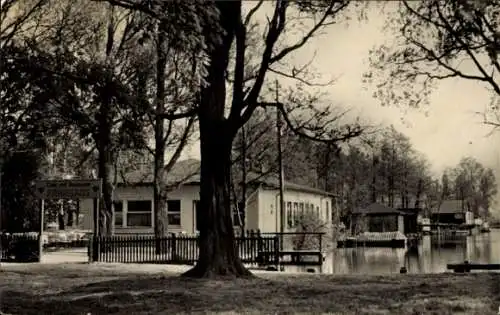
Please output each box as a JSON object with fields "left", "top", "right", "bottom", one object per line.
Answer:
{"left": 286, "top": 202, "right": 292, "bottom": 228}
{"left": 127, "top": 200, "right": 152, "bottom": 227}
{"left": 316, "top": 206, "right": 320, "bottom": 219}
{"left": 293, "top": 202, "right": 299, "bottom": 226}
{"left": 299, "top": 202, "right": 305, "bottom": 219}
{"left": 114, "top": 201, "right": 123, "bottom": 227}
{"left": 326, "top": 201, "right": 330, "bottom": 223}
{"left": 167, "top": 200, "right": 181, "bottom": 226}
{"left": 194, "top": 200, "right": 201, "bottom": 231}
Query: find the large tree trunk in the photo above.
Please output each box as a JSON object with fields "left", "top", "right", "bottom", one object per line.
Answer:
{"left": 183, "top": 122, "right": 251, "bottom": 278}
{"left": 183, "top": 0, "right": 252, "bottom": 278}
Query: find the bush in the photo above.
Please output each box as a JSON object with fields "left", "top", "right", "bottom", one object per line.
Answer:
{"left": 292, "top": 211, "right": 333, "bottom": 251}
{"left": 1, "top": 151, "right": 41, "bottom": 233}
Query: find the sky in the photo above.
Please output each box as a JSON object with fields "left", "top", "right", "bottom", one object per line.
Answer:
{"left": 180, "top": 2, "right": 500, "bottom": 206}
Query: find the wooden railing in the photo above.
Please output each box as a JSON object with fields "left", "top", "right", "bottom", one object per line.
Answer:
{"left": 89, "top": 232, "right": 280, "bottom": 266}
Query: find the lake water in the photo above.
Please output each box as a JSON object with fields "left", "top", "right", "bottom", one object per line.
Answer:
{"left": 286, "top": 229, "right": 500, "bottom": 275}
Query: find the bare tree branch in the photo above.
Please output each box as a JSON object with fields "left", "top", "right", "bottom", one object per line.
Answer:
{"left": 269, "top": 2, "right": 348, "bottom": 64}
{"left": 244, "top": 0, "right": 264, "bottom": 27}
{"left": 0, "top": 0, "right": 47, "bottom": 46}
{"left": 258, "top": 102, "right": 364, "bottom": 144}
{"left": 163, "top": 115, "right": 196, "bottom": 175}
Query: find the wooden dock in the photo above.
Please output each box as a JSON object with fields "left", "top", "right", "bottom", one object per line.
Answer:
{"left": 447, "top": 261, "right": 500, "bottom": 273}
{"left": 257, "top": 250, "right": 323, "bottom": 266}
{"left": 337, "top": 231, "right": 408, "bottom": 248}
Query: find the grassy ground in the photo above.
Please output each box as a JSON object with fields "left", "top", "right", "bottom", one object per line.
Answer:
{"left": 0, "top": 263, "right": 499, "bottom": 315}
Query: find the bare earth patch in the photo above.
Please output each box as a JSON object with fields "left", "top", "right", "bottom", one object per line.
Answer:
{"left": 0, "top": 263, "right": 499, "bottom": 314}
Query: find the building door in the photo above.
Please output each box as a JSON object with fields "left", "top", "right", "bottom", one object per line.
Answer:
{"left": 193, "top": 200, "right": 201, "bottom": 232}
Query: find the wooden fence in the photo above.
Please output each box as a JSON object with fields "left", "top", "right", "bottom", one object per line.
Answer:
{"left": 1, "top": 233, "right": 90, "bottom": 262}
{"left": 90, "top": 233, "right": 279, "bottom": 265}
{"left": 1, "top": 233, "right": 40, "bottom": 262}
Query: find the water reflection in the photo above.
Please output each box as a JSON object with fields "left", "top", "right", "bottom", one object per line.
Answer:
{"left": 285, "top": 228, "right": 500, "bottom": 274}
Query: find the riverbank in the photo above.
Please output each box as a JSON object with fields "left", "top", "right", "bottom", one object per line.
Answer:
{"left": 0, "top": 263, "right": 499, "bottom": 314}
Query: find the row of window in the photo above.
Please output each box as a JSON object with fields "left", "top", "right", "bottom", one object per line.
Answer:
{"left": 285, "top": 202, "right": 318, "bottom": 228}
{"left": 113, "top": 200, "right": 182, "bottom": 228}
{"left": 285, "top": 201, "right": 330, "bottom": 228}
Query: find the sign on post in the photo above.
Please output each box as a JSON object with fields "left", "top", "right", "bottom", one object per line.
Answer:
{"left": 35, "top": 179, "right": 102, "bottom": 199}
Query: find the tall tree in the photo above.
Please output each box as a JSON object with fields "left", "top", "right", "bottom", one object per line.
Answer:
{"left": 95, "top": 0, "right": 212, "bottom": 240}
{"left": 441, "top": 170, "right": 452, "bottom": 199}
{"left": 450, "top": 157, "right": 497, "bottom": 216}
{"left": 96, "top": 0, "right": 364, "bottom": 277}
{"left": 1, "top": 151, "right": 42, "bottom": 233}
{"left": 4, "top": 1, "right": 153, "bottom": 235}
{"left": 187, "top": 1, "right": 363, "bottom": 277}
{"left": 141, "top": 16, "right": 199, "bottom": 249}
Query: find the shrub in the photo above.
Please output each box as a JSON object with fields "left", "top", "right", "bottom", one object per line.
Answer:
{"left": 292, "top": 211, "right": 333, "bottom": 252}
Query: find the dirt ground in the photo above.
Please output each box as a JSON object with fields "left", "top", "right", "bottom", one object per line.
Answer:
{"left": 0, "top": 263, "right": 499, "bottom": 315}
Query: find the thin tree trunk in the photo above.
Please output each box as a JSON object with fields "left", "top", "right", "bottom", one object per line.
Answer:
{"left": 67, "top": 208, "right": 73, "bottom": 227}
{"left": 240, "top": 124, "right": 247, "bottom": 234}
{"left": 154, "top": 20, "right": 169, "bottom": 253}
{"left": 58, "top": 202, "right": 65, "bottom": 230}
{"left": 96, "top": 87, "right": 114, "bottom": 237}
{"left": 75, "top": 200, "right": 80, "bottom": 226}
{"left": 323, "top": 144, "right": 330, "bottom": 191}
{"left": 371, "top": 154, "right": 377, "bottom": 203}
{"left": 415, "top": 179, "right": 423, "bottom": 208}
{"left": 97, "top": 147, "right": 114, "bottom": 237}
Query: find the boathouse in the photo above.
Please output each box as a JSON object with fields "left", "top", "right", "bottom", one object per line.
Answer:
{"left": 351, "top": 203, "right": 405, "bottom": 234}
{"left": 430, "top": 199, "right": 474, "bottom": 225}
{"left": 397, "top": 208, "right": 422, "bottom": 234}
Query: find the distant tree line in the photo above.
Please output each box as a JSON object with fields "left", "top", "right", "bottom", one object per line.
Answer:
{"left": 232, "top": 109, "right": 498, "bottom": 224}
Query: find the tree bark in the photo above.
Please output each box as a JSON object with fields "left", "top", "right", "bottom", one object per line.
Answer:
{"left": 154, "top": 19, "right": 169, "bottom": 253}
{"left": 183, "top": 0, "right": 252, "bottom": 278}
{"left": 414, "top": 178, "right": 423, "bottom": 208}
{"left": 67, "top": 208, "right": 73, "bottom": 227}
{"left": 97, "top": 142, "right": 114, "bottom": 237}
{"left": 58, "top": 202, "right": 65, "bottom": 230}
{"left": 371, "top": 155, "right": 377, "bottom": 203}
{"left": 96, "top": 85, "right": 114, "bottom": 237}
{"left": 183, "top": 121, "right": 251, "bottom": 278}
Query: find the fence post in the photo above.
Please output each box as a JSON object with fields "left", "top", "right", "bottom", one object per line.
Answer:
{"left": 92, "top": 235, "right": 99, "bottom": 262}
{"left": 274, "top": 235, "right": 280, "bottom": 269}
{"left": 171, "top": 233, "right": 177, "bottom": 262}
{"left": 319, "top": 233, "right": 323, "bottom": 252}
{"left": 88, "top": 236, "right": 93, "bottom": 262}
{"left": 257, "top": 229, "right": 263, "bottom": 253}
{"left": 37, "top": 232, "right": 43, "bottom": 262}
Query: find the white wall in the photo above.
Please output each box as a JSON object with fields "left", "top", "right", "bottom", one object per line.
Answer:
{"left": 80, "top": 183, "right": 334, "bottom": 235}
{"left": 80, "top": 185, "right": 200, "bottom": 234}
{"left": 397, "top": 215, "right": 405, "bottom": 234}
{"left": 256, "top": 188, "right": 334, "bottom": 233}
{"left": 245, "top": 190, "right": 260, "bottom": 231}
